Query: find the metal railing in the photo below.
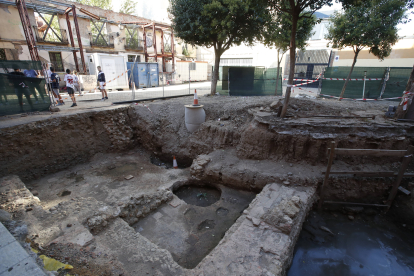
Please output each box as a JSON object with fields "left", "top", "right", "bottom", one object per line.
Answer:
{"left": 125, "top": 37, "right": 143, "bottom": 51}
{"left": 89, "top": 33, "right": 114, "bottom": 48}
{"left": 33, "top": 26, "right": 68, "bottom": 44}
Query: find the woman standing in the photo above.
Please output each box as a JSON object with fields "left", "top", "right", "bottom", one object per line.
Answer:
{"left": 73, "top": 70, "right": 82, "bottom": 96}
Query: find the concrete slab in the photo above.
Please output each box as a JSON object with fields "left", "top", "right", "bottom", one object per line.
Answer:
{"left": 0, "top": 223, "right": 45, "bottom": 276}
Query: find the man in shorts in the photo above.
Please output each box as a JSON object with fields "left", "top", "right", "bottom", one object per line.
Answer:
{"left": 50, "top": 68, "right": 64, "bottom": 106}
{"left": 23, "top": 68, "right": 46, "bottom": 104}
{"left": 97, "top": 66, "right": 108, "bottom": 101}
{"left": 9, "top": 68, "right": 34, "bottom": 112}
{"left": 64, "top": 69, "right": 77, "bottom": 107}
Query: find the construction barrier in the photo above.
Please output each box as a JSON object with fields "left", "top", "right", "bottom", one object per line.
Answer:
{"left": 320, "top": 67, "right": 411, "bottom": 100}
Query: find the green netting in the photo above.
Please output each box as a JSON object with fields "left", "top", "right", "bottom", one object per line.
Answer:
{"left": 321, "top": 67, "right": 410, "bottom": 100}
{"left": 0, "top": 73, "right": 50, "bottom": 116}
{"left": 382, "top": 67, "right": 412, "bottom": 99}
{"left": 216, "top": 66, "right": 282, "bottom": 96}
{"left": 0, "top": 60, "right": 43, "bottom": 70}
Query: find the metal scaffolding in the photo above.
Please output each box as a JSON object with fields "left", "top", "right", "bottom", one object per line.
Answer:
{"left": 123, "top": 21, "right": 175, "bottom": 73}
{"left": 15, "top": 0, "right": 99, "bottom": 74}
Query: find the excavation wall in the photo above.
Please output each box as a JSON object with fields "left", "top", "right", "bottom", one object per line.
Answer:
{"left": 1, "top": 97, "right": 414, "bottom": 182}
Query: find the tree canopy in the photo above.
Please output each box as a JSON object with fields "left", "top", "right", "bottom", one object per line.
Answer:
{"left": 264, "top": 12, "right": 316, "bottom": 53}
{"left": 326, "top": 0, "right": 407, "bottom": 99}
{"left": 72, "top": 0, "right": 112, "bottom": 10}
{"left": 326, "top": 0, "right": 407, "bottom": 60}
{"left": 264, "top": 11, "right": 316, "bottom": 95}
{"left": 169, "top": 0, "right": 272, "bottom": 95}
{"left": 119, "top": 0, "right": 137, "bottom": 15}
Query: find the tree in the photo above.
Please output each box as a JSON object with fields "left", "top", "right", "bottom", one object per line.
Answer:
{"left": 326, "top": 0, "right": 407, "bottom": 100}
{"left": 264, "top": 12, "right": 316, "bottom": 95}
{"left": 268, "top": 0, "right": 332, "bottom": 118}
{"left": 168, "top": 0, "right": 272, "bottom": 95}
{"left": 119, "top": 0, "right": 136, "bottom": 15}
{"left": 73, "top": 0, "right": 112, "bottom": 10}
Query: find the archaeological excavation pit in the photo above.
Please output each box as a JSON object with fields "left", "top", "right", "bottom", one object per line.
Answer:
{"left": 131, "top": 181, "right": 256, "bottom": 268}
{"left": 1, "top": 96, "right": 414, "bottom": 275}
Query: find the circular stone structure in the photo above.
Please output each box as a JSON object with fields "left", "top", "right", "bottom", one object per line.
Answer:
{"left": 174, "top": 184, "right": 221, "bottom": 207}
{"left": 184, "top": 105, "right": 206, "bottom": 133}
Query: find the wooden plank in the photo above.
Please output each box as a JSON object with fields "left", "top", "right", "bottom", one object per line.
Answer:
{"left": 312, "top": 115, "right": 375, "bottom": 119}
{"left": 323, "top": 171, "right": 395, "bottom": 177}
{"left": 329, "top": 148, "right": 407, "bottom": 157}
{"left": 398, "top": 186, "right": 411, "bottom": 195}
{"left": 318, "top": 141, "right": 336, "bottom": 209}
{"left": 386, "top": 146, "right": 414, "bottom": 210}
{"left": 324, "top": 201, "right": 388, "bottom": 207}
{"left": 322, "top": 171, "right": 414, "bottom": 177}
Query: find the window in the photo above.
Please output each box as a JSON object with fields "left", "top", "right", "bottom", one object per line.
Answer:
{"left": 125, "top": 27, "right": 142, "bottom": 50}
{"left": 49, "top": 52, "right": 64, "bottom": 72}
{"left": 219, "top": 58, "right": 253, "bottom": 67}
{"left": 128, "top": 55, "right": 141, "bottom": 62}
{"left": 189, "top": 62, "right": 196, "bottom": 70}
{"left": 0, "top": 49, "right": 6, "bottom": 60}
{"left": 163, "top": 33, "right": 172, "bottom": 52}
{"left": 34, "top": 12, "right": 67, "bottom": 43}
{"left": 90, "top": 21, "right": 112, "bottom": 47}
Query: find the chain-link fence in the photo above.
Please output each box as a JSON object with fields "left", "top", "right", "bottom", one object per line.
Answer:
{"left": 217, "top": 66, "right": 282, "bottom": 96}
{"left": 320, "top": 67, "right": 411, "bottom": 100}
{"left": 66, "top": 61, "right": 212, "bottom": 104}
{"left": 0, "top": 61, "right": 51, "bottom": 116}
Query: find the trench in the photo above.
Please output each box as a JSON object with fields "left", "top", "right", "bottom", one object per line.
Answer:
{"left": 288, "top": 210, "right": 414, "bottom": 276}
{"left": 1, "top": 100, "right": 414, "bottom": 275}
{"left": 130, "top": 181, "right": 256, "bottom": 269}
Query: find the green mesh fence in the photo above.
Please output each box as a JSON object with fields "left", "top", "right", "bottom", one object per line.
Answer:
{"left": 0, "top": 60, "right": 44, "bottom": 71}
{"left": 382, "top": 67, "right": 412, "bottom": 99}
{"left": 321, "top": 67, "right": 411, "bottom": 100}
{"left": 0, "top": 73, "right": 50, "bottom": 116}
{"left": 216, "top": 66, "right": 282, "bottom": 96}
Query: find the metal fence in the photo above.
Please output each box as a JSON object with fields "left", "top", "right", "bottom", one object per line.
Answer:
{"left": 0, "top": 61, "right": 51, "bottom": 116}
{"left": 217, "top": 66, "right": 282, "bottom": 96}
{"left": 71, "top": 61, "right": 211, "bottom": 104}
{"left": 319, "top": 67, "right": 411, "bottom": 100}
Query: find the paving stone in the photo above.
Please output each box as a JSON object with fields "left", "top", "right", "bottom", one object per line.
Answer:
{"left": 50, "top": 225, "right": 94, "bottom": 247}
{"left": 0, "top": 241, "right": 31, "bottom": 274}
{"left": 0, "top": 224, "right": 15, "bottom": 249}
{"left": 153, "top": 212, "right": 163, "bottom": 220}
{"left": 0, "top": 258, "right": 45, "bottom": 276}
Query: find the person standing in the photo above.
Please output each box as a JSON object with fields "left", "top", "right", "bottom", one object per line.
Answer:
{"left": 64, "top": 69, "right": 77, "bottom": 107}
{"left": 23, "top": 68, "right": 46, "bottom": 104}
{"left": 73, "top": 70, "right": 82, "bottom": 96}
{"left": 50, "top": 68, "right": 64, "bottom": 106}
{"left": 9, "top": 68, "right": 34, "bottom": 112}
{"left": 97, "top": 66, "right": 108, "bottom": 101}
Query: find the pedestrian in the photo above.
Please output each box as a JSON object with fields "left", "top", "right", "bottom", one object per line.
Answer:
{"left": 50, "top": 68, "right": 64, "bottom": 106}
{"left": 97, "top": 66, "right": 108, "bottom": 101}
{"left": 46, "top": 66, "right": 53, "bottom": 97}
{"left": 64, "top": 69, "right": 77, "bottom": 107}
{"left": 9, "top": 68, "right": 34, "bottom": 112}
{"left": 23, "top": 68, "right": 46, "bottom": 104}
{"left": 73, "top": 70, "right": 82, "bottom": 96}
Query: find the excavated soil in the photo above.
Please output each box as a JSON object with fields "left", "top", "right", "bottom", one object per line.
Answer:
{"left": 1, "top": 95, "right": 414, "bottom": 276}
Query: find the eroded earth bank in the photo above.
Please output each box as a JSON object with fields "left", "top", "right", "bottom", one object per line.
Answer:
{"left": 1, "top": 95, "right": 414, "bottom": 275}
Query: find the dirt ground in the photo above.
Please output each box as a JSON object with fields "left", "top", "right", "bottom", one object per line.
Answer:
{"left": 1, "top": 95, "right": 414, "bottom": 275}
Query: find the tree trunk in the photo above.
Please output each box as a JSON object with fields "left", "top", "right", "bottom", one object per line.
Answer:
{"left": 395, "top": 64, "right": 414, "bottom": 118}
{"left": 280, "top": 10, "right": 298, "bottom": 118}
{"left": 211, "top": 48, "right": 222, "bottom": 96}
{"left": 338, "top": 49, "right": 360, "bottom": 100}
{"left": 275, "top": 50, "right": 280, "bottom": 96}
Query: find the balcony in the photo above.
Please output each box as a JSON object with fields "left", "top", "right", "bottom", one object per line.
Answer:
{"left": 33, "top": 26, "right": 69, "bottom": 45}
{"left": 125, "top": 37, "right": 144, "bottom": 51}
{"left": 89, "top": 33, "right": 115, "bottom": 48}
